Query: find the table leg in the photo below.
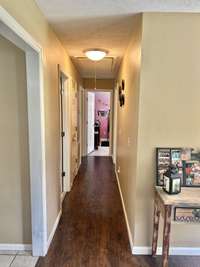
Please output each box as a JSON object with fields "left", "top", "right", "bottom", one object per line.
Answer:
{"left": 162, "top": 205, "right": 172, "bottom": 267}
{"left": 152, "top": 201, "right": 160, "bottom": 257}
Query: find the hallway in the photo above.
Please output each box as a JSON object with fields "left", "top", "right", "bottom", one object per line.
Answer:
{"left": 1, "top": 2, "right": 200, "bottom": 266}
{"left": 36, "top": 157, "right": 200, "bottom": 267}
{"left": 88, "top": 147, "right": 110, "bottom": 157}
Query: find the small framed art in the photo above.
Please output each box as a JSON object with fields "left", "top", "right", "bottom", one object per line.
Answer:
{"left": 156, "top": 147, "right": 200, "bottom": 187}
{"left": 156, "top": 148, "right": 183, "bottom": 186}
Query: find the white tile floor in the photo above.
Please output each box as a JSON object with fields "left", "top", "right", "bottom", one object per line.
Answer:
{"left": 0, "top": 255, "right": 14, "bottom": 267}
{"left": 88, "top": 146, "right": 110, "bottom": 156}
{"left": 0, "top": 251, "right": 38, "bottom": 267}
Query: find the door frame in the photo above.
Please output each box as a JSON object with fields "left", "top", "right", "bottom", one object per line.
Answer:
{"left": 87, "top": 91, "right": 95, "bottom": 154}
{"left": 83, "top": 89, "right": 114, "bottom": 156}
{"left": 78, "top": 85, "right": 84, "bottom": 166}
{"left": 112, "top": 82, "right": 119, "bottom": 164}
{"left": 70, "top": 80, "right": 80, "bottom": 187}
{"left": 0, "top": 7, "right": 47, "bottom": 256}
{"left": 58, "top": 66, "right": 71, "bottom": 200}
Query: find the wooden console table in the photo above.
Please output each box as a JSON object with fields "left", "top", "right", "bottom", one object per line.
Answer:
{"left": 152, "top": 186, "right": 200, "bottom": 267}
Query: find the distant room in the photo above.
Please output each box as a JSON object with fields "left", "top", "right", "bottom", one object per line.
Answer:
{"left": 87, "top": 91, "right": 111, "bottom": 156}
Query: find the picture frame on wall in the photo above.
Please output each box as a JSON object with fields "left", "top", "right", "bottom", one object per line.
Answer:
{"left": 118, "top": 85, "right": 122, "bottom": 101}
{"left": 118, "top": 80, "right": 125, "bottom": 107}
{"left": 184, "top": 160, "right": 200, "bottom": 186}
{"left": 156, "top": 148, "right": 171, "bottom": 186}
{"left": 156, "top": 147, "right": 183, "bottom": 186}
{"left": 156, "top": 147, "right": 200, "bottom": 187}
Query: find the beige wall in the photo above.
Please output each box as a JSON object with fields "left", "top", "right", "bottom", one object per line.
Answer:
{"left": 135, "top": 12, "right": 200, "bottom": 247}
{"left": 117, "top": 12, "right": 200, "bottom": 249}
{"left": 116, "top": 14, "right": 142, "bottom": 243}
{"left": 83, "top": 78, "right": 114, "bottom": 90}
{"left": 0, "top": 36, "right": 31, "bottom": 243}
{"left": 0, "top": 0, "right": 81, "bottom": 239}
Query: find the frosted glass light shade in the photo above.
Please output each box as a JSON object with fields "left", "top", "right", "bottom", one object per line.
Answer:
{"left": 84, "top": 49, "right": 107, "bottom": 61}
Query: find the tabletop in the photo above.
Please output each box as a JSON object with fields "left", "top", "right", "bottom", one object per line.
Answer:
{"left": 156, "top": 186, "right": 200, "bottom": 207}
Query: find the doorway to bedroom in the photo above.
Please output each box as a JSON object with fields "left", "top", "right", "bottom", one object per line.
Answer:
{"left": 87, "top": 91, "right": 111, "bottom": 157}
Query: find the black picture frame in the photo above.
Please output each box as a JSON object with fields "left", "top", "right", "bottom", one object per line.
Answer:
{"left": 156, "top": 147, "right": 182, "bottom": 186}
{"left": 118, "top": 80, "right": 125, "bottom": 107}
{"left": 156, "top": 147, "right": 200, "bottom": 187}
{"left": 119, "top": 93, "right": 125, "bottom": 107}
{"left": 118, "top": 85, "right": 122, "bottom": 101}
{"left": 156, "top": 147, "right": 170, "bottom": 186}
{"left": 118, "top": 83, "right": 125, "bottom": 107}
{"left": 122, "top": 79, "right": 125, "bottom": 91}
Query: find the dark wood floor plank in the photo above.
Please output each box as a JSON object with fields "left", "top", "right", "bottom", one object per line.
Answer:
{"left": 36, "top": 157, "right": 200, "bottom": 267}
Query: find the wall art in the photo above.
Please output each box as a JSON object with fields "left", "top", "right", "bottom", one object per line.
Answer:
{"left": 156, "top": 147, "right": 200, "bottom": 187}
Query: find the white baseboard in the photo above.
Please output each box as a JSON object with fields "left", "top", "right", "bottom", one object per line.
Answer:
{"left": 0, "top": 244, "right": 32, "bottom": 251}
{"left": 115, "top": 169, "right": 134, "bottom": 250}
{"left": 112, "top": 154, "right": 116, "bottom": 165}
{"left": 61, "top": 192, "right": 67, "bottom": 203}
{"left": 46, "top": 210, "right": 62, "bottom": 252}
{"left": 132, "top": 246, "right": 200, "bottom": 256}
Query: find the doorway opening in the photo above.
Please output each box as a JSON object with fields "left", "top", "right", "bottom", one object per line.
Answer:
{"left": 0, "top": 7, "right": 47, "bottom": 256}
{"left": 87, "top": 91, "right": 112, "bottom": 157}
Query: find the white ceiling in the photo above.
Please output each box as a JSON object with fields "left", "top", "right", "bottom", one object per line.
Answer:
{"left": 72, "top": 57, "right": 120, "bottom": 79}
{"left": 35, "top": 0, "right": 200, "bottom": 78}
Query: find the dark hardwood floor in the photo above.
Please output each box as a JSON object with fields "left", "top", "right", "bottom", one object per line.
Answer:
{"left": 36, "top": 157, "right": 200, "bottom": 267}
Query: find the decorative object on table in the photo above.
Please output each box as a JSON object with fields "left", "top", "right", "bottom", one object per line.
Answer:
{"left": 156, "top": 147, "right": 200, "bottom": 187}
{"left": 174, "top": 207, "right": 200, "bottom": 223}
{"left": 163, "top": 165, "right": 181, "bottom": 194}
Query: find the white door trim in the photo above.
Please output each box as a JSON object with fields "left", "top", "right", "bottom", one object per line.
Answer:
{"left": 83, "top": 89, "right": 114, "bottom": 156}
{"left": 78, "top": 85, "right": 84, "bottom": 166}
{"left": 112, "top": 82, "right": 118, "bottom": 164}
{"left": 0, "top": 7, "right": 47, "bottom": 256}
{"left": 58, "top": 66, "right": 71, "bottom": 195}
{"left": 87, "top": 91, "right": 95, "bottom": 154}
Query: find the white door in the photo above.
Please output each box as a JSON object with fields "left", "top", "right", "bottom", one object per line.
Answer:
{"left": 87, "top": 92, "right": 95, "bottom": 154}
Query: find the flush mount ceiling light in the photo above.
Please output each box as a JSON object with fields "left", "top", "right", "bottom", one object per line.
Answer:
{"left": 84, "top": 48, "right": 108, "bottom": 61}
